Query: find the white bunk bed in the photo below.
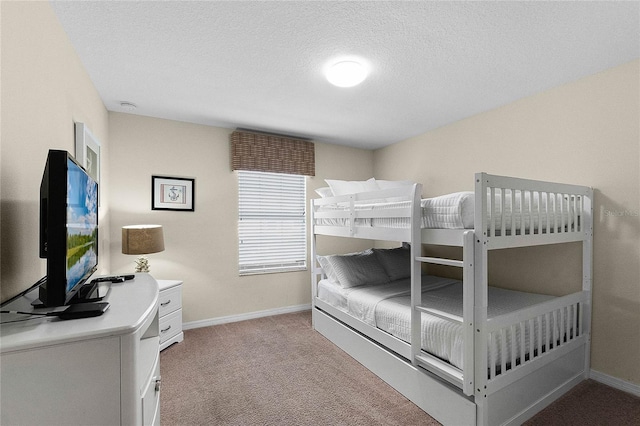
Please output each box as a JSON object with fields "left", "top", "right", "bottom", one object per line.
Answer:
{"left": 310, "top": 173, "right": 593, "bottom": 426}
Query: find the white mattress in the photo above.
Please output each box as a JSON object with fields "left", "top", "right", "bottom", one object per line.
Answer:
{"left": 317, "top": 276, "right": 562, "bottom": 370}
{"left": 315, "top": 190, "right": 574, "bottom": 231}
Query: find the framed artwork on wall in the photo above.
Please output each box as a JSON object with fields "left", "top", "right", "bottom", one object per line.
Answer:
{"left": 74, "top": 122, "right": 100, "bottom": 183}
{"left": 152, "top": 176, "right": 195, "bottom": 211}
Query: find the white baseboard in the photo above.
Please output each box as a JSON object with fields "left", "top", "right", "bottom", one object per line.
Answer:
{"left": 183, "top": 303, "right": 311, "bottom": 331}
{"left": 590, "top": 369, "right": 640, "bottom": 397}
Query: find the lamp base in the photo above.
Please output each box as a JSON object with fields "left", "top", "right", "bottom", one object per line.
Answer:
{"left": 135, "top": 256, "right": 150, "bottom": 273}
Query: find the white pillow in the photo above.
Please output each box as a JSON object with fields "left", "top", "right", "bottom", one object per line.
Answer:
{"left": 376, "top": 179, "right": 414, "bottom": 189}
{"left": 316, "top": 255, "right": 339, "bottom": 283}
{"left": 324, "top": 178, "right": 379, "bottom": 196}
{"left": 314, "top": 187, "right": 333, "bottom": 198}
{"left": 375, "top": 179, "right": 416, "bottom": 202}
{"left": 318, "top": 249, "right": 389, "bottom": 288}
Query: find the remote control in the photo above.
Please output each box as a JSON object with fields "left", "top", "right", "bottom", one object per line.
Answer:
{"left": 91, "top": 274, "right": 135, "bottom": 284}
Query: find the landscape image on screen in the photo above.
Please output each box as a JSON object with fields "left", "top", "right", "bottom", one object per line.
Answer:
{"left": 66, "top": 159, "right": 98, "bottom": 292}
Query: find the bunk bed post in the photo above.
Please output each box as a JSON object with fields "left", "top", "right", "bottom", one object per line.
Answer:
{"left": 410, "top": 183, "right": 423, "bottom": 367}
{"left": 462, "top": 229, "right": 475, "bottom": 396}
{"left": 309, "top": 198, "right": 318, "bottom": 328}
{"left": 474, "top": 173, "right": 490, "bottom": 426}
{"left": 582, "top": 188, "right": 594, "bottom": 378}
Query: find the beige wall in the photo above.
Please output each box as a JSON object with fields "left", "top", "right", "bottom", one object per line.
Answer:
{"left": 2, "top": 0, "right": 636, "bottom": 387}
{"left": 0, "top": 2, "right": 110, "bottom": 303}
{"left": 108, "top": 113, "right": 373, "bottom": 322}
{"left": 374, "top": 60, "right": 640, "bottom": 385}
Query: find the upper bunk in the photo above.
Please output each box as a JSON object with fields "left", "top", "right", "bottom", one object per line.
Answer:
{"left": 310, "top": 172, "right": 593, "bottom": 249}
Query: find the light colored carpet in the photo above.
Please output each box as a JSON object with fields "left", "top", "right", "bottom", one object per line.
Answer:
{"left": 160, "top": 311, "right": 639, "bottom": 425}
{"left": 523, "top": 378, "right": 640, "bottom": 426}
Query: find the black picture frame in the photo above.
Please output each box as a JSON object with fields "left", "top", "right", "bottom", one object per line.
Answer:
{"left": 152, "top": 176, "right": 195, "bottom": 211}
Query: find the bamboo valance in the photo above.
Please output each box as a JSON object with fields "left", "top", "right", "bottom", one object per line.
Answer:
{"left": 230, "top": 130, "right": 315, "bottom": 176}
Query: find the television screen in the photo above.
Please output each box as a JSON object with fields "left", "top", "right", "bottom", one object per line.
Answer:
{"left": 65, "top": 158, "right": 98, "bottom": 293}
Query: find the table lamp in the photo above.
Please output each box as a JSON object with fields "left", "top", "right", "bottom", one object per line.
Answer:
{"left": 122, "top": 225, "right": 165, "bottom": 273}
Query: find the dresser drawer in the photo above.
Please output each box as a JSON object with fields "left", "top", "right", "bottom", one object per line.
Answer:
{"left": 158, "top": 285, "right": 181, "bottom": 317}
{"left": 159, "top": 308, "right": 182, "bottom": 344}
{"left": 141, "top": 349, "right": 161, "bottom": 426}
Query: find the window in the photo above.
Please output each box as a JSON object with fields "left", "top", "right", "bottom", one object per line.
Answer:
{"left": 238, "top": 171, "right": 307, "bottom": 275}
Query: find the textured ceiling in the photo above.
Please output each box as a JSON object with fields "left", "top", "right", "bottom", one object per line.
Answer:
{"left": 50, "top": 1, "right": 639, "bottom": 149}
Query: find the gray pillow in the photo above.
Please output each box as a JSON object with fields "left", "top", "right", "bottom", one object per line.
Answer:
{"left": 373, "top": 246, "right": 411, "bottom": 281}
{"left": 318, "top": 249, "right": 389, "bottom": 288}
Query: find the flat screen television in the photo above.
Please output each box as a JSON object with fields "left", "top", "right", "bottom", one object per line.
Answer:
{"left": 38, "top": 149, "right": 98, "bottom": 307}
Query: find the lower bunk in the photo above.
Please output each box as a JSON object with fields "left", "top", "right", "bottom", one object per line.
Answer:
{"left": 313, "top": 304, "right": 587, "bottom": 426}
{"left": 316, "top": 275, "right": 583, "bottom": 373}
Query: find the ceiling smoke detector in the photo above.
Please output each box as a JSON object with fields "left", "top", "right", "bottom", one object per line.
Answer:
{"left": 326, "top": 61, "right": 368, "bottom": 88}
{"left": 120, "top": 101, "right": 137, "bottom": 111}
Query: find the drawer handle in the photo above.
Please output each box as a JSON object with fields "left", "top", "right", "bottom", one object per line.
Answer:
{"left": 155, "top": 376, "right": 162, "bottom": 392}
{"left": 161, "top": 325, "right": 172, "bottom": 333}
{"left": 160, "top": 300, "right": 172, "bottom": 307}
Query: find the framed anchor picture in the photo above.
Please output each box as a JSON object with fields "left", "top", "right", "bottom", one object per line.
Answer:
{"left": 152, "top": 176, "right": 195, "bottom": 211}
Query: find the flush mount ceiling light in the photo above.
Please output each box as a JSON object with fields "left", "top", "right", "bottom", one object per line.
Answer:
{"left": 326, "top": 61, "right": 368, "bottom": 88}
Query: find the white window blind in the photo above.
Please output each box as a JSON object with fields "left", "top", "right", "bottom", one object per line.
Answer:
{"left": 238, "top": 171, "right": 307, "bottom": 275}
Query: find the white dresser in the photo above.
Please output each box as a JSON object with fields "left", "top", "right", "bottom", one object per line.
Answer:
{"left": 157, "top": 279, "right": 184, "bottom": 351}
{"left": 0, "top": 273, "right": 160, "bottom": 425}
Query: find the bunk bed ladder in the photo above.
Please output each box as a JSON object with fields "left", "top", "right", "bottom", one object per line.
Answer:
{"left": 410, "top": 183, "right": 423, "bottom": 380}
{"left": 411, "top": 226, "right": 476, "bottom": 396}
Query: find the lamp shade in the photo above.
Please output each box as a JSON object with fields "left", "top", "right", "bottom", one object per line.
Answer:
{"left": 122, "top": 225, "right": 165, "bottom": 255}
